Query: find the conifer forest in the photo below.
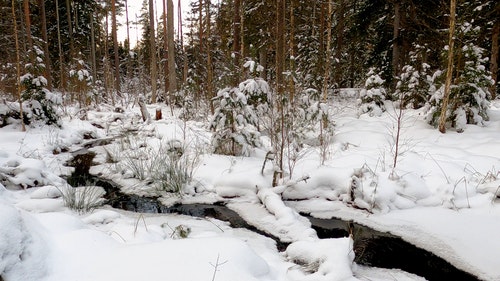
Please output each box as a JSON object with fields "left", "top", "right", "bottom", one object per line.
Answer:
{"left": 1, "top": 0, "right": 498, "bottom": 131}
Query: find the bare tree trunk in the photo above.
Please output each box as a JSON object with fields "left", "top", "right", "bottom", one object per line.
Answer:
{"left": 125, "top": 0, "right": 132, "bottom": 84}
{"left": 199, "top": 0, "right": 204, "bottom": 53}
{"left": 90, "top": 9, "right": 97, "bottom": 87}
{"left": 65, "top": 0, "right": 75, "bottom": 59}
{"left": 12, "top": 0, "right": 26, "bottom": 131}
{"left": 167, "top": 0, "right": 177, "bottom": 99}
{"left": 55, "top": 0, "right": 66, "bottom": 92}
{"left": 321, "top": 0, "right": 333, "bottom": 131}
{"left": 240, "top": 1, "right": 245, "bottom": 59}
{"left": 149, "top": 0, "right": 157, "bottom": 103}
{"left": 104, "top": 12, "right": 113, "bottom": 105}
{"left": 179, "top": 0, "right": 188, "bottom": 84}
{"left": 23, "top": 0, "right": 33, "bottom": 53}
{"left": 318, "top": 1, "right": 326, "bottom": 83}
{"left": 111, "top": 0, "right": 121, "bottom": 95}
{"left": 233, "top": 0, "right": 241, "bottom": 85}
{"left": 273, "top": 0, "right": 285, "bottom": 187}
{"left": 206, "top": 0, "right": 214, "bottom": 114}
{"left": 491, "top": 21, "right": 499, "bottom": 99}
{"left": 39, "top": 0, "right": 52, "bottom": 90}
{"left": 334, "top": 0, "right": 345, "bottom": 87}
{"left": 438, "top": 0, "right": 456, "bottom": 134}
{"left": 259, "top": 47, "right": 267, "bottom": 79}
{"left": 163, "top": 0, "right": 169, "bottom": 101}
{"left": 288, "top": 0, "right": 295, "bottom": 104}
{"left": 392, "top": 0, "right": 401, "bottom": 83}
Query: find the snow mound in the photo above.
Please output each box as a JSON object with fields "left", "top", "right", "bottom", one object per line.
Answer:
{"left": 0, "top": 200, "right": 48, "bottom": 281}
{"left": 286, "top": 237, "right": 358, "bottom": 281}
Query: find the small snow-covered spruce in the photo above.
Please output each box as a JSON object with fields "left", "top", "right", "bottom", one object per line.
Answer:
{"left": 21, "top": 45, "right": 61, "bottom": 126}
{"left": 396, "top": 45, "right": 434, "bottom": 109}
{"left": 209, "top": 76, "right": 268, "bottom": 156}
{"left": 69, "top": 57, "right": 93, "bottom": 106}
{"left": 426, "top": 21, "right": 493, "bottom": 132}
{"left": 358, "top": 68, "right": 387, "bottom": 116}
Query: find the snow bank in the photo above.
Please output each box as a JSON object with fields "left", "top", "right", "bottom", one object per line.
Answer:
{"left": 0, "top": 200, "right": 48, "bottom": 281}
{"left": 286, "top": 238, "right": 358, "bottom": 281}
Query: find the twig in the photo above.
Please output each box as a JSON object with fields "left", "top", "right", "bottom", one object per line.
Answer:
{"left": 492, "top": 185, "right": 500, "bottom": 204}
{"left": 134, "top": 214, "right": 148, "bottom": 236}
{"left": 425, "top": 153, "right": 450, "bottom": 184}
{"left": 109, "top": 231, "right": 127, "bottom": 243}
{"left": 204, "top": 218, "right": 225, "bottom": 233}
{"left": 210, "top": 254, "right": 228, "bottom": 281}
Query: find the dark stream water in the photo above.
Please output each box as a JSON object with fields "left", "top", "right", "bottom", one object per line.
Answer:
{"left": 65, "top": 148, "right": 480, "bottom": 281}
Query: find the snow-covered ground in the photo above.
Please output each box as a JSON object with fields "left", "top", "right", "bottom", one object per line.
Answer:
{"left": 1, "top": 96, "right": 500, "bottom": 281}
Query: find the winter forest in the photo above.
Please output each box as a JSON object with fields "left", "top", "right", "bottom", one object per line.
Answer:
{"left": 1, "top": 0, "right": 500, "bottom": 280}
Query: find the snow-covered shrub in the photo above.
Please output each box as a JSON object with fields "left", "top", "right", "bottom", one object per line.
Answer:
{"left": 358, "top": 68, "right": 386, "bottom": 116}
{"left": 426, "top": 22, "right": 493, "bottom": 132}
{"left": 21, "top": 46, "right": 61, "bottom": 126}
{"left": 210, "top": 85, "right": 262, "bottom": 156}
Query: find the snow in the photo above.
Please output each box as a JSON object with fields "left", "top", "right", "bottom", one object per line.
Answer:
{"left": 1, "top": 96, "right": 500, "bottom": 281}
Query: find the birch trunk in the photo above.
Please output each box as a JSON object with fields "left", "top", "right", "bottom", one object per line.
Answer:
{"left": 438, "top": 0, "right": 456, "bottom": 134}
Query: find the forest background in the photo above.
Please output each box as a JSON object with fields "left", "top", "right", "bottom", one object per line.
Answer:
{"left": 0, "top": 0, "right": 499, "bottom": 140}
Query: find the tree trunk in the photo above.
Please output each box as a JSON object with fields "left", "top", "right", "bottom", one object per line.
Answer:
{"left": 149, "top": 0, "right": 157, "bottom": 103}
{"left": 125, "top": 0, "right": 132, "bottom": 83}
{"left": 321, "top": 0, "right": 333, "bottom": 129}
{"left": 90, "top": 10, "right": 97, "bottom": 88}
{"left": 288, "top": 0, "right": 295, "bottom": 104}
{"left": 392, "top": 0, "right": 402, "bottom": 83}
{"left": 438, "top": 0, "right": 456, "bottom": 134}
{"left": 199, "top": 0, "right": 203, "bottom": 54}
{"left": 233, "top": 0, "right": 241, "bottom": 85}
{"left": 23, "top": 0, "right": 33, "bottom": 53}
{"left": 259, "top": 47, "right": 267, "bottom": 79}
{"left": 334, "top": 0, "right": 345, "bottom": 87}
{"left": 65, "top": 0, "right": 75, "bottom": 59}
{"left": 491, "top": 20, "right": 499, "bottom": 99}
{"left": 167, "top": 0, "right": 177, "bottom": 99}
{"left": 206, "top": 0, "right": 214, "bottom": 114}
{"left": 111, "top": 0, "right": 121, "bottom": 95}
{"left": 12, "top": 0, "right": 26, "bottom": 131}
{"left": 178, "top": 0, "right": 187, "bottom": 84}
{"left": 163, "top": 0, "right": 169, "bottom": 100}
{"left": 318, "top": 2, "right": 326, "bottom": 82}
{"left": 55, "top": 0, "right": 66, "bottom": 92}
{"left": 38, "top": 0, "right": 52, "bottom": 90}
{"left": 273, "top": 0, "right": 285, "bottom": 187}
{"left": 179, "top": 0, "right": 188, "bottom": 84}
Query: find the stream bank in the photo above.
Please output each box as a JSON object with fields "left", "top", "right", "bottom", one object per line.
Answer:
{"left": 65, "top": 148, "right": 480, "bottom": 281}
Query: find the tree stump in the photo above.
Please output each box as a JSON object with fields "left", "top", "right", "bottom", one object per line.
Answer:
{"left": 155, "top": 108, "right": 162, "bottom": 120}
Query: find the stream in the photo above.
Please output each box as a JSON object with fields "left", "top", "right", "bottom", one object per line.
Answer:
{"left": 65, "top": 147, "right": 480, "bottom": 281}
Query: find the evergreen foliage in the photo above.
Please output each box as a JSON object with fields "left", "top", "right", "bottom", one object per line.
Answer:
{"left": 426, "top": 17, "right": 494, "bottom": 132}
{"left": 21, "top": 46, "right": 61, "bottom": 126}
{"left": 358, "top": 68, "right": 387, "bottom": 116}
{"left": 209, "top": 60, "right": 270, "bottom": 156}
